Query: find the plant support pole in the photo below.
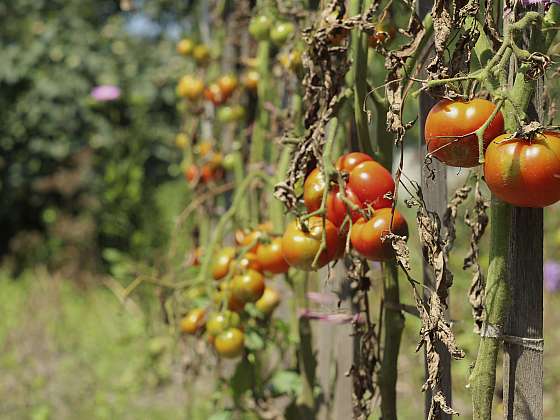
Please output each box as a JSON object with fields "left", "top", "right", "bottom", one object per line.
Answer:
{"left": 416, "top": 1, "right": 452, "bottom": 418}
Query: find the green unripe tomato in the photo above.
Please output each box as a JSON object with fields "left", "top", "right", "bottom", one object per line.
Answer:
{"left": 232, "top": 105, "right": 246, "bottom": 121}
{"left": 206, "top": 311, "right": 241, "bottom": 336}
{"left": 217, "top": 106, "right": 235, "bottom": 123}
{"left": 249, "top": 15, "right": 271, "bottom": 41}
{"left": 222, "top": 153, "right": 237, "bottom": 170}
{"left": 270, "top": 22, "right": 295, "bottom": 45}
{"left": 218, "top": 105, "right": 246, "bottom": 123}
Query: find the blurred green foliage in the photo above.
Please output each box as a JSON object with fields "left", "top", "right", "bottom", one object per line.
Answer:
{"left": 0, "top": 0, "right": 196, "bottom": 267}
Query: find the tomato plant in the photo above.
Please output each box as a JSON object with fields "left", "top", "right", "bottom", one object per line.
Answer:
{"left": 425, "top": 98, "right": 505, "bottom": 167}
{"left": 484, "top": 132, "right": 560, "bottom": 208}
{"left": 249, "top": 15, "right": 271, "bottom": 40}
{"left": 303, "top": 168, "right": 326, "bottom": 212}
{"left": 176, "top": 75, "right": 204, "bottom": 100}
{"left": 326, "top": 186, "right": 362, "bottom": 227}
{"left": 347, "top": 161, "right": 394, "bottom": 209}
{"left": 214, "top": 328, "right": 245, "bottom": 358}
{"left": 206, "top": 311, "right": 241, "bottom": 336}
{"left": 270, "top": 22, "right": 295, "bottom": 45}
{"left": 231, "top": 269, "right": 265, "bottom": 303}
{"left": 212, "top": 247, "right": 236, "bottom": 280}
{"left": 180, "top": 308, "right": 206, "bottom": 334}
{"left": 281, "top": 216, "right": 340, "bottom": 271}
{"left": 350, "top": 208, "right": 408, "bottom": 261}
{"left": 255, "top": 237, "right": 290, "bottom": 274}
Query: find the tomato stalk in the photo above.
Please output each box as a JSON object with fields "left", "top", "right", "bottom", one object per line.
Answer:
{"left": 469, "top": 7, "right": 556, "bottom": 417}
{"left": 349, "top": 0, "right": 374, "bottom": 157}
{"left": 249, "top": 38, "right": 272, "bottom": 223}
{"left": 192, "top": 172, "right": 269, "bottom": 293}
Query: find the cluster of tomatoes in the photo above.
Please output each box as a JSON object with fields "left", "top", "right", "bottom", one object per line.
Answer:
{"left": 425, "top": 98, "right": 560, "bottom": 208}
{"left": 180, "top": 140, "right": 224, "bottom": 185}
{"left": 282, "top": 152, "right": 409, "bottom": 271}
{"left": 180, "top": 223, "right": 286, "bottom": 358}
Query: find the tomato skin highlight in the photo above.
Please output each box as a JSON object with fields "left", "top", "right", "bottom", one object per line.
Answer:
{"left": 214, "top": 328, "right": 245, "bottom": 358}
{"left": 303, "top": 168, "right": 326, "bottom": 212}
{"left": 217, "top": 74, "right": 238, "bottom": 98}
{"left": 425, "top": 98, "right": 504, "bottom": 168}
{"left": 180, "top": 308, "right": 206, "bottom": 334}
{"left": 335, "top": 152, "right": 373, "bottom": 172}
{"left": 350, "top": 208, "right": 408, "bottom": 261}
{"left": 177, "top": 75, "right": 204, "bottom": 100}
{"left": 231, "top": 269, "right": 266, "bottom": 303}
{"left": 206, "top": 311, "right": 240, "bottom": 336}
{"left": 484, "top": 132, "right": 560, "bottom": 208}
{"left": 281, "top": 217, "right": 340, "bottom": 271}
{"left": 212, "top": 247, "right": 236, "bottom": 280}
{"left": 256, "top": 237, "right": 290, "bottom": 274}
{"left": 348, "top": 161, "right": 394, "bottom": 209}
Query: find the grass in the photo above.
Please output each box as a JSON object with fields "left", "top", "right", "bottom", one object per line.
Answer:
{"left": 0, "top": 268, "right": 186, "bottom": 420}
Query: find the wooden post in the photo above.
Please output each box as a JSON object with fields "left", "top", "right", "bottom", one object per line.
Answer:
{"left": 416, "top": 1, "right": 452, "bottom": 418}
{"left": 502, "top": 7, "right": 544, "bottom": 415}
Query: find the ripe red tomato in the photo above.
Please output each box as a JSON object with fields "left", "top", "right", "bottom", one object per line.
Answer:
{"left": 348, "top": 161, "right": 394, "bottom": 209}
{"left": 184, "top": 165, "right": 199, "bottom": 183}
{"left": 335, "top": 152, "right": 373, "bottom": 172}
{"left": 281, "top": 216, "right": 341, "bottom": 271}
{"left": 231, "top": 269, "right": 265, "bottom": 303}
{"left": 255, "top": 287, "right": 281, "bottom": 316}
{"left": 235, "top": 222, "right": 272, "bottom": 252}
{"left": 326, "top": 186, "right": 362, "bottom": 227}
{"left": 350, "top": 208, "right": 408, "bottom": 261}
{"left": 425, "top": 98, "right": 504, "bottom": 167}
{"left": 180, "top": 308, "right": 206, "bottom": 334}
{"left": 204, "top": 83, "right": 225, "bottom": 106}
{"left": 484, "top": 132, "right": 560, "bottom": 207}
{"left": 212, "top": 247, "right": 236, "bottom": 280}
{"left": 303, "top": 168, "right": 326, "bottom": 212}
{"left": 255, "top": 237, "right": 290, "bottom": 274}
{"left": 214, "top": 328, "right": 245, "bottom": 358}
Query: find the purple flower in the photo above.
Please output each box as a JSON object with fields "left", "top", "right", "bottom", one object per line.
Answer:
{"left": 90, "top": 85, "right": 121, "bottom": 102}
{"left": 299, "top": 309, "right": 365, "bottom": 324}
{"left": 544, "top": 261, "right": 560, "bottom": 293}
{"left": 521, "top": 0, "right": 560, "bottom": 5}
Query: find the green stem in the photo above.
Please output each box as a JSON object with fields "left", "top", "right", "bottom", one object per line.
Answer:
{"left": 469, "top": 198, "right": 511, "bottom": 419}
{"left": 380, "top": 261, "right": 404, "bottom": 420}
{"left": 470, "top": 9, "right": 552, "bottom": 416}
{"left": 349, "top": 0, "right": 374, "bottom": 156}
{"left": 249, "top": 40, "right": 272, "bottom": 223}
{"left": 193, "top": 172, "right": 268, "bottom": 291}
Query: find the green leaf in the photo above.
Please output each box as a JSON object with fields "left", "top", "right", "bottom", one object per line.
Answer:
{"left": 244, "top": 330, "right": 265, "bottom": 351}
{"left": 268, "top": 370, "right": 302, "bottom": 397}
{"left": 230, "top": 358, "right": 255, "bottom": 402}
